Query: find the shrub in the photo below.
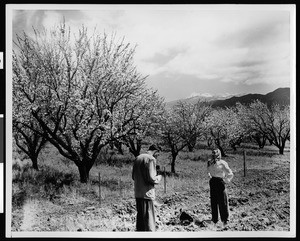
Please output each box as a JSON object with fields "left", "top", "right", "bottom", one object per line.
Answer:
{"left": 179, "top": 151, "right": 210, "bottom": 162}
{"left": 12, "top": 158, "right": 36, "bottom": 184}
{"left": 12, "top": 158, "right": 76, "bottom": 200}
{"left": 12, "top": 190, "right": 26, "bottom": 208}
{"left": 12, "top": 158, "right": 31, "bottom": 172}
{"left": 96, "top": 148, "right": 135, "bottom": 167}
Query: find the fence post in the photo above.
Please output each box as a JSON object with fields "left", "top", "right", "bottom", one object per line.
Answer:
{"left": 98, "top": 172, "right": 101, "bottom": 205}
{"left": 243, "top": 150, "right": 246, "bottom": 177}
{"left": 119, "top": 178, "right": 122, "bottom": 198}
{"left": 164, "top": 166, "right": 166, "bottom": 194}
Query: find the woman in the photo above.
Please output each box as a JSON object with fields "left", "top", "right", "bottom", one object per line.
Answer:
{"left": 207, "top": 149, "right": 233, "bottom": 229}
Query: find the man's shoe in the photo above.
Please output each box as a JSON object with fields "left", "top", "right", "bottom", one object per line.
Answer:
{"left": 221, "top": 222, "right": 228, "bottom": 230}
{"left": 154, "top": 200, "right": 163, "bottom": 207}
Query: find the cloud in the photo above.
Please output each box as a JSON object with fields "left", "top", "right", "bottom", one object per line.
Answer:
{"left": 189, "top": 92, "right": 201, "bottom": 98}
{"left": 11, "top": 6, "right": 292, "bottom": 101}
{"left": 236, "top": 60, "right": 266, "bottom": 68}
{"left": 188, "top": 92, "right": 213, "bottom": 98}
{"left": 127, "top": 9, "right": 290, "bottom": 87}
{"left": 14, "top": 8, "right": 290, "bottom": 86}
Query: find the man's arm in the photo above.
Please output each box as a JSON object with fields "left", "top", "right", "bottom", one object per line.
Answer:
{"left": 132, "top": 163, "right": 135, "bottom": 181}
{"left": 146, "top": 159, "right": 162, "bottom": 184}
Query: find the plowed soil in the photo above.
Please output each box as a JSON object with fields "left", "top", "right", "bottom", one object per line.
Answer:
{"left": 11, "top": 160, "right": 290, "bottom": 233}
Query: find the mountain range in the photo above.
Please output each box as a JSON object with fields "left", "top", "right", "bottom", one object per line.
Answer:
{"left": 166, "top": 87, "right": 290, "bottom": 109}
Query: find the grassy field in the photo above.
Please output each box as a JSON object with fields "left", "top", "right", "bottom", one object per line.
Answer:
{"left": 10, "top": 141, "right": 291, "bottom": 233}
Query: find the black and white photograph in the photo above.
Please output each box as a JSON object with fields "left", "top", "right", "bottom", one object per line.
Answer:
{"left": 4, "top": 3, "right": 296, "bottom": 238}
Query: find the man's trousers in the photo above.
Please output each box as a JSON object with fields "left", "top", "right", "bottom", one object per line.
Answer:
{"left": 135, "top": 198, "right": 156, "bottom": 231}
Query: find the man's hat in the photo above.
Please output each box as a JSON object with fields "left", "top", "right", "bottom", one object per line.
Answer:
{"left": 148, "top": 144, "right": 161, "bottom": 151}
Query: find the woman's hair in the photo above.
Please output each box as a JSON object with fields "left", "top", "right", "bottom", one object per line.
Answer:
{"left": 208, "top": 149, "right": 221, "bottom": 167}
{"left": 212, "top": 149, "right": 221, "bottom": 159}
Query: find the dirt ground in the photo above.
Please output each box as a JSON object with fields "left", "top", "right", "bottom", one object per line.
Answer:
{"left": 11, "top": 157, "right": 290, "bottom": 234}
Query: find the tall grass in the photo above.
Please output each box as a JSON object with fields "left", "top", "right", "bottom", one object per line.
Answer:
{"left": 12, "top": 144, "right": 138, "bottom": 209}
{"left": 12, "top": 141, "right": 290, "bottom": 209}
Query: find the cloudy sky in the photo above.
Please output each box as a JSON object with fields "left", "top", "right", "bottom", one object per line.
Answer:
{"left": 10, "top": 5, "right": 294, "bottom": 102}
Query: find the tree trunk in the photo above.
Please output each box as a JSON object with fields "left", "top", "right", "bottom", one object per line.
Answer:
{"left": 187, "top": 137, "right": 196, "bottom": 152}
{"left": 114, "top": 141, "right": 124, "bottom": 155}
{"left": 231, "top": 144, "right": 237, "bottom": 151}
{"left": 31, "top": 156, "right": 39, "bottom": 171}
{"left": 129, "top": 147, "right": 140, "bottom": 157}
{"left": 171, "top": 152, "right": 178, "bottom": 173}
{"left": 187, "top": 143, "right": 195, "bottom": 152}
{"left": 207, "top": 138, "right": 213, "bottom": 147}
{"left": 279, "top": 145, "right": 285, "bottom": 155}
{"left": 78, "top": 165, "right": 88, "bottom": 183}
{"left": 128, "top": 139, "right": 142, "bottom": 157}
{"left": 268, "top": 138, "right": 273, "bottom": 145}
{"left": 258, "top": 138, "right": 266, "bottom": 149}
{"left": 279, "top": 148, "right": 284, "bottom": 155}
{"left": 77, "top": 162, "right": 93, "bottom": 183}
{"left": 253, "top": 134, "right": 266, "bottom": 149}
{"left": 219, "top": 146, "right": 226, "bottom": 157}
{"left": 214, "top": 139, "right": 226, "bottom": 157}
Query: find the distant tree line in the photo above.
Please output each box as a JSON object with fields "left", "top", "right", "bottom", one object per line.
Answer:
{"left": 157, "top": 99, "right": 289, "bottom": 173}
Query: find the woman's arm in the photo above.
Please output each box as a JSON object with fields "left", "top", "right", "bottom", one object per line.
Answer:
{"left": 222, "top": 161, "right": 233, "bottom": 183}
{"left": 207, "top": 161, "right": 212, "bottom": 178}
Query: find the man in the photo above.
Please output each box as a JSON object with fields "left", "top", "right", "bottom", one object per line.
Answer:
{"left": 132, "top": 144, "right": 162, "bottom": 231}
{"left": 207, "top": 148, "right": 234, "bottom": 229}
